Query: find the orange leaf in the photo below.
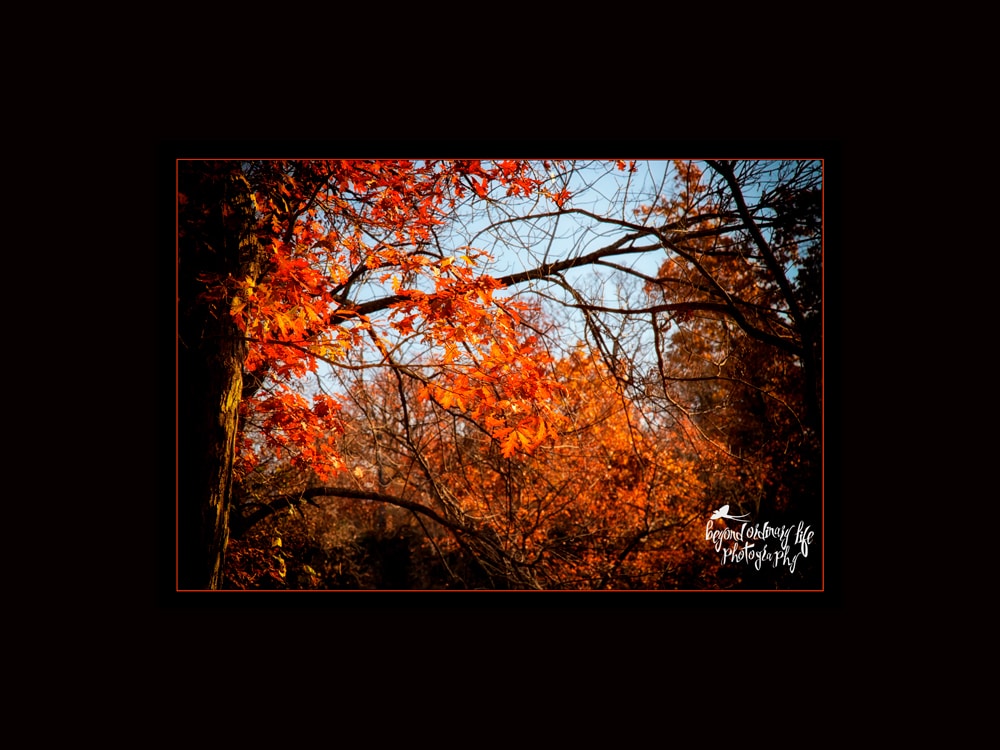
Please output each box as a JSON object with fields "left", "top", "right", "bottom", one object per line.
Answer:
{"left": 501, "top": 430, "right": 520, "bottom": 458}
{"left": 535, "top": 418, "right": 547, "bottom": 443}
{"left": 517, "top": 428, "right": 532, "bottom": 449}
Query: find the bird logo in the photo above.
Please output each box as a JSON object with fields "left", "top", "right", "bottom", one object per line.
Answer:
{"left": 710, "top": 504, "right": 751, "bottom": 522}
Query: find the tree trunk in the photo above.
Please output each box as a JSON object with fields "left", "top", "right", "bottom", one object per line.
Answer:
{"left": 177, "top": 162, "right": 262, "bottom": 589}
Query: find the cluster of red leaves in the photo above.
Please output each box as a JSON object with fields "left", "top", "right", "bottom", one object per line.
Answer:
{"left": 238, "top": 390, "right": 345, "bottom": 481}
{"left": 393, "top": 257, "right": 567, "bottom": 457}
{"left": 193, "top": 159, "right": 574, "bottom": 482}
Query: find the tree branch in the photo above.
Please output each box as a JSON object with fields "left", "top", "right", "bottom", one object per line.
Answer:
{"left": 568, "top": 300, "right": 802, "bottom": 356}
{"left": 232, "top": 486, "right": 477, "bottom": 540}
{"left": 705, "top": 160, "right": 807, "bottom": 334}
{"left": 325, "top": 221, "right": 749, "bottom": 322}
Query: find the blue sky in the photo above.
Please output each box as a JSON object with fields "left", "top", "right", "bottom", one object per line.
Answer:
{"left": 294, "top": 159, "right": 822, "bottom": 400}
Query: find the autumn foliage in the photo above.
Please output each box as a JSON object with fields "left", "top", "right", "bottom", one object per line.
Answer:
{"left": 178, "top": 158, "right": 823, "bottom": 591}
{"left": 187, "top": 160, "right": 567, "bottom": 480}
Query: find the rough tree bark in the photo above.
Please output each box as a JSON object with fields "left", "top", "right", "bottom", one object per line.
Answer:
{"left": 177, "top": 162, "right": 264, "bottom": 589}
